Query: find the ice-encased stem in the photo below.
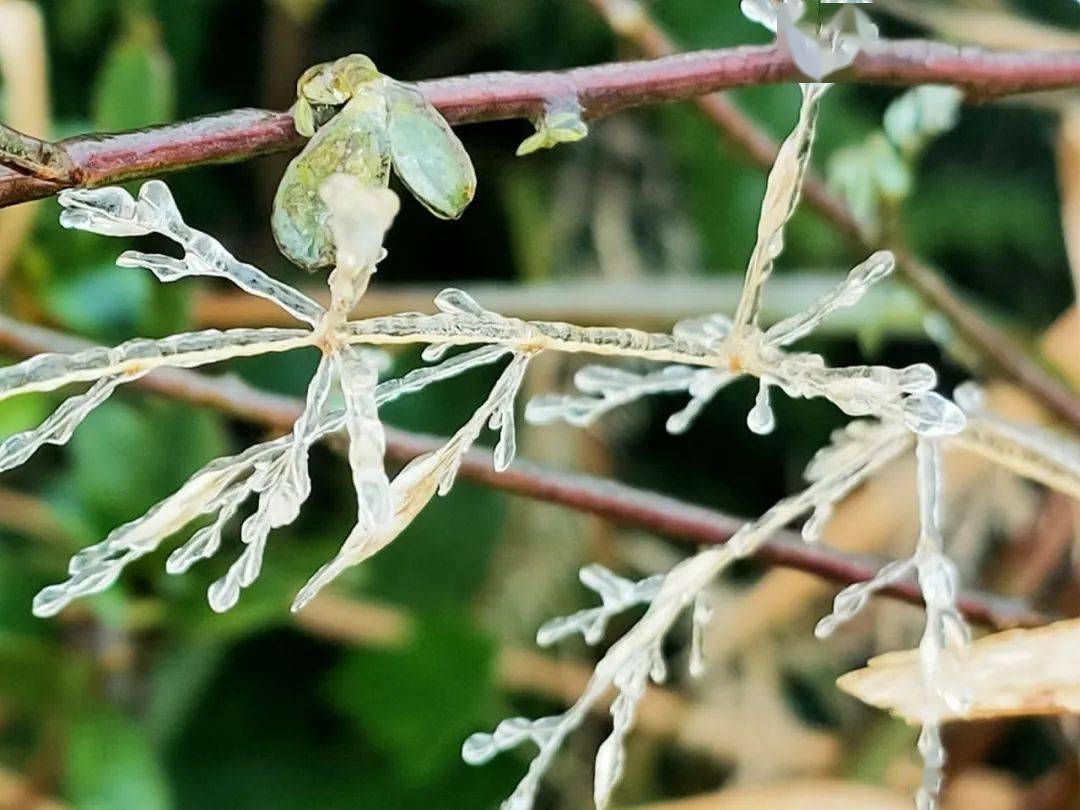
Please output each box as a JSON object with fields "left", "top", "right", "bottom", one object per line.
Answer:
{"left": 951, "top": 415, "right": 1080, "bottom": 499}
{"left": 343, "top": 312, "right": 716, "bottom": 366}
{"left": 0, "top": 327, "right": 313, "bottom": 402}
{"left": 913, "top": 437, "right": 970, "bottom": 810}
{"left": 290, "top": 351, "right": 535, "bottom": 611}
{"left": 468, "top": 417, "right": 912, "bottom": 810}
{"left": 337, "top": 345, "right": 392, "bottom": 529}
{"left": 732, "top": 82, "right": 828, "bottom": 335}
{"left": 0, "top": 372, "right": 142, "bottom": 473}
{"left": 60, "top": 182, "right": 325, "bottom": 326}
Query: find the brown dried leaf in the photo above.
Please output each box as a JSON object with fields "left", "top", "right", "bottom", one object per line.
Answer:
{"left": 837, "top": 618, "right": 1080, "bottom": 723}
{"left": 633, "top": 779, "right": 912, "bottom": 809}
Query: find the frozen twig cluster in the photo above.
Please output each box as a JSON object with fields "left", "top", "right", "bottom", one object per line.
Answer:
{"left": 1, "top": 9, "right": 1078, "bottom": 808}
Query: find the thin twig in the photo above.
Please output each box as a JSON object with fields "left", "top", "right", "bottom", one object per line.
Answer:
{"left": 1, "top": 40, "right": 1079, "bottom": 207}
{"left": 0, "top": 313, "right": 1046, "bottom": 630}
{"left": 585, "top": 0, "right": 1080, "bottom": 431}
{"left": 0, "top": 122, "right": 72, "bottom": 182}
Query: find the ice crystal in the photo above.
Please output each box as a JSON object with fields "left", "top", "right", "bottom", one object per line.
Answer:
{"left": 535, "top": 564, "right": 664, "bottom": 646}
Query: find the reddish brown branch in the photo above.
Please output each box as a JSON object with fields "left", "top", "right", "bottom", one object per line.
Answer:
{"left": 2, "top": 40, "right": 1080, "bottom": 207}
{"left": 0, "top": 314, "right": 1048, "bottom": 631}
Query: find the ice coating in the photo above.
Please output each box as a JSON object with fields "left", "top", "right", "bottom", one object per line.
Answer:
{"left": 732, "top": 82, "right": 828, "bottom": 335}
{"left": 742, "top": 0, "right": 879, "bottom": 81}
{"left": 535, "top": 564, "right": 665, "bottom": 647}
{"left": 516, "top": 96, "right": 589, "bottom": 156}
{"left": 61, "top": 182, "right": 325, "bottom": 326}
{"left": 0, "top": 50, "right": 1072, "bottom": 810}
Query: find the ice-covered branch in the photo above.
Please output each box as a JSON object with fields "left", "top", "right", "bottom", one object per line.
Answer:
{"left": 292, "top": 350, "right": 535, "bottom": 610}
{"left": 0, "top": 372, "right": 144, "bottom": 474}
{"left": 585, "top": 0, "right": 1080, "bottom": 432}
{"left": 5, "top": 38, "right": 1080, "bottom": 207}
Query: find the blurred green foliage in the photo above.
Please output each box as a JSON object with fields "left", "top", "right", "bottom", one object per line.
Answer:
{"left": 0, "top": 0, "right": 1074, "bottom": 807}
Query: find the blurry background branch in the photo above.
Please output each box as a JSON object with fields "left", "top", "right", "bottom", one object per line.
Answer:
{"left": 0, "top": 313, "right": 1047, "bottom": 632}
{"left": 190, "top": 274, "right": 926, "bottom": 334}
{"left": 0, "top": 0, "right": 50, "bottom": 280}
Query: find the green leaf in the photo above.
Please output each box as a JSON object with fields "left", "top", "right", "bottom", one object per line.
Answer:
{"left": 883, "top": 85, "right": 963, "bottom": 160}
{"left": 67, "top": 400, "right": 227, "bottom": 531}
{"left": 827, "top": 134, "right": 910, "bottom": 238}
{"left": 0, "top": 392, "right": 49, "bottom": 439}
{"left": 42, "top": 262, "right": 152, "bottom": 342}
{"left": 387, "top": 81, "right": 476, "bottom": 218}
{"left": 366, "top": 481, "right": 504, "bottom": 608}
{"left": 92, "top": 15, "right": 175, "bottom": 132}
{"left": 66, "top": 710, "right": 172, "bottom": 810}
{"left": 145, "top": 639, "right": 227, "bottom": 747}
{"left": 325, "top": 613, "right": 496, "bottom": 785}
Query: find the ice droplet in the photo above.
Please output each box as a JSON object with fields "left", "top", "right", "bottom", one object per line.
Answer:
{"left": 800, "top": 502, "right": 831, "bottom": 542}
{"left": 516, "top": 97, "right": 588, "bottom": 156}
{"left": 746, "top": 380, "right": 775, "bottom": 434}
{"left": 689, "top": 592, "right": 712, "bottom": 677}
{"left": 901, "top": 392, "right": 966, "bottom": 437}
{"left": 953, "top": 381, "right": 985, "bottom": 414}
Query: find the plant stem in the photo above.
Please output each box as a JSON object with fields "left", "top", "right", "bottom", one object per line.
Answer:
{"left": 2, "top": 40, "right": 1080, "bottom": 207}
{"left": 0, "top": 122, "right": 73, "bottom": 181}
{"left": 0, "top": 314, "right": 1046, "bottom": 631}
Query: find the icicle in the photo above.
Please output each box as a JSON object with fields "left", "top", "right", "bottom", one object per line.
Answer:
{"left": 800, "top": 502, "right": 831, "bottom": 543}
{"left": 434, "top": 287, "right": 494, "bottom": 318}
{"left": 814, "top": 557, "right": 915, "bottom": 639}
{"left": 0, "top": 373, "right": 140, "bottom": 473}
{"left": 688, "top": 591, "right": 712, "bottom": 678}
{"left": 462, "top": 715, "right": 564, "bottom": 766}
{"left": 62, "top": 182, "right": 326, "bottom": 326}
{"left": 421, "top": 342, "right": 453, "bottom": 362}
{"left": 594, "top": 653, "right": 649, "bottom": 809}
{"left": 516, "top": 97, "right": 588, "bottom": 156}
{"left": 902, "top": 392, "right": 967, "bottom": 437}
{"left": 746, "top": 379, "right": 776, "bottom": 434}
{"left": 765, "top": 251, "right": 895, "bottom": 346}
{"left": 536, "top": 564, "right": 664, "bottom": 647}
{"left": 526, "top": 364, "right": 696, "bottom": 428}
{"left": 375, "top": 345, "right": 511, "bottom": 406}
{"left": 665, "top": 370, "right": 737, "bottom": 434}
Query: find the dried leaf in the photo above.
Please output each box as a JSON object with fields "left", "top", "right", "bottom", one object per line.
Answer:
{"left": 635, "top": 779, "right": 912, "bottom": 809}
{"left": 838, "top": 619, "right": 1080, "bottom": 723}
